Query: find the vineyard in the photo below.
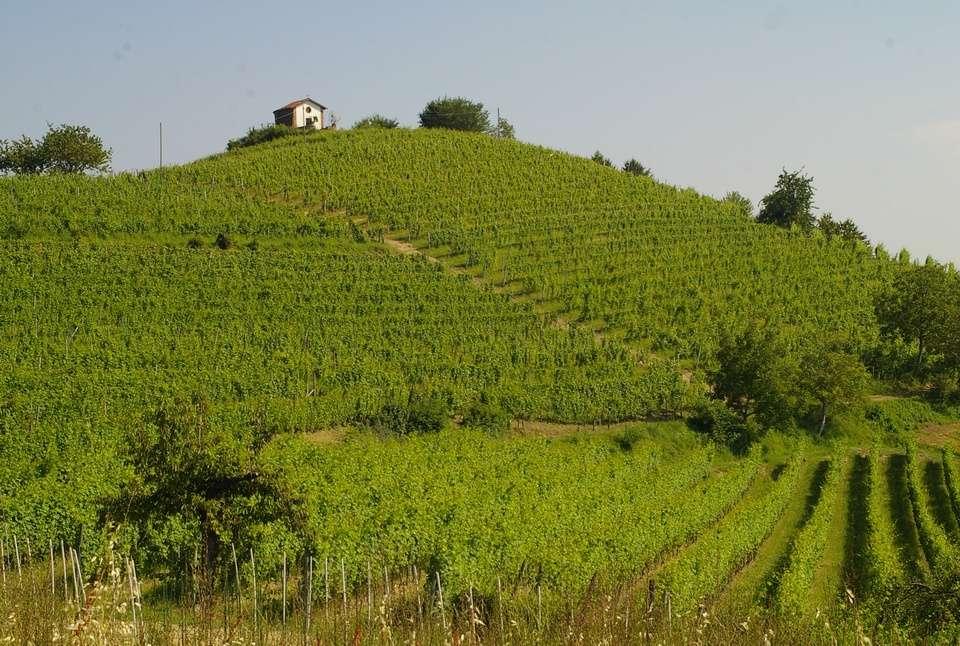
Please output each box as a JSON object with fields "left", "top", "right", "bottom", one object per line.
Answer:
{"left": 1, "top": 128, "right": 959, "bottom": 642}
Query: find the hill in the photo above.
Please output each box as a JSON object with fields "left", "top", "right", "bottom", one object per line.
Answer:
{"left": 1, "top": 128, "right": 959, "bottom": 642}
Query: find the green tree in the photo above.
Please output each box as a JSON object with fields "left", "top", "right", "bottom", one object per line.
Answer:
{"left": 722, "top": 191, "right": 753, "bottom": 218}
{"left": 39, "top": 123, "right": 111, "bottom": 173}
{"left": 419, "top": 97, "right": 491, "bottom": 132}
{"left": 817, "top": 213, "right": 868, "bottom": 244}
{"left": 591, "top": 151, "right": 614, "bottom": 167}
{"left": 876, "top": 263, "right": 954, "bottom": 371}
{"left": 492, "top": 116, "right": 515, "bottom": 139}
{"left": 757, "top": 169, "right": 816, "bottom": 230}
{"left": 798, "top": 344, "right": 869, "bottom": 434}
{"left": 622, "top": 158, "right": 652, "bottom": 177}
{"left": 0, "top": 135, "right": 45, "bottom": 174}
{"left": 353, "top": 114, "right": 400, "bottom": 129}
{"left": 114, "top": 399, "right": 287, "bottom": 592}
{"left": 711, "top": 325, "right": 798, "bottom": 427}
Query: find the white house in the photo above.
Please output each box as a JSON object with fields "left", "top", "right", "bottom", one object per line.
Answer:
{"left": 273, "top": 98, "right": 327, "bottom": 130}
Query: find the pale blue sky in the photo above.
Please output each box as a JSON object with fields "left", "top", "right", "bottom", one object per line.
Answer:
{"left": 2, "top": 1, "right": 958, "bottom": 263}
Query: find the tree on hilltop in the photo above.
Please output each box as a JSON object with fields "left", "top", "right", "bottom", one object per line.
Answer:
{"left": 591, "top": 151, "right": 614, "bottom": 167}
{"left": 622, "top": 158, "right": 652, "bottom": 177}
{"left": 419, "top": 97, "right": 491, "bottom": 132}
{"left": 0, "top": 123, "right": 111, "bottom": 174}
{"left": 757, "top": 168, "right": 816, "bottom": 230}
{"left": 353, "top": 114, "right": 400, "bottom": 129}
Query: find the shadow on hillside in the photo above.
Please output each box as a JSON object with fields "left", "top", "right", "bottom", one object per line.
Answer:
{"left": 886, "top": 454, "right": 929, "bottom": 578}
{"left": 843, "top": 454, "right": 869, "bottom": 599}
{"left": 760, "top": 459, "right": 829, "bottom": 607}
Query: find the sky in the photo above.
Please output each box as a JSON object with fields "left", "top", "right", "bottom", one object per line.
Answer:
{"left": 1, "top": 1, "right": 958, "bottom": 264}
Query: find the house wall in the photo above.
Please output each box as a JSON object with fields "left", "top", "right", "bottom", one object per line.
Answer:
{"left": 275, "top": 103, "right": 325, "bottom": 129}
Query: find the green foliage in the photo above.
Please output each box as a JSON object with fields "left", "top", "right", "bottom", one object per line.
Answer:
{"left": 590, "top": 150, "right": 613, "bottom": 167}
{"left": 365, "top": 392, "right": 450, "bottom": 436}
{"left": 862, "top": 449, "right": 905, "bottom": 602}
{"left": 775, "top": 453, "right": 848, "bottom": 617}
{"left": 461, "top": 397, "right": 511, "bottom": 434}
{"left": 904, "top": 443, "right": 959, "bottom": 574}
{"left": 353, "top": 114, "right": 400, "bottom": 129}
{"left": 38, "top": 124, "right": 111, "bottom": 174}
{"left": 876, "top": 262, "right": 960, "bottom": 377}
{"left": 115, "top": 398, "right": 286, "bottom": 576}
{"left": 0, "top": 136, "right": 45, "bottom": 175}
{"left": 226, "top": 124, "right": 315, "bottom": 151}
{"left": 721, "top": 191, "right": 753, "bottom": 218}
{"left": 418, "top": 97, "right": 491, "bottom": 132}
{"left": 266, "top": 429, "right": 757, "bottom": 598}
{"left": 492, "top": 116, "right": 515, "bottom": 139}
{"left": 657, "top": 450, "right": 806, "bottom": 613}
{"left": 622, "top": 158, "right": 651, "bottom": 177}
{"left": 797, "top": 341, "right": 870, "bottom": 435}
{"left": 711, "top": 325, "right": 797, "bottom": 427}
{"left": 757, "top": 168, "right": 816, "bottom": 231}
{"left": 0, "top": 124, "right": 110, "bottom": 175}
{"left": 816, "top": 212, "right": 869, "bottom": 244}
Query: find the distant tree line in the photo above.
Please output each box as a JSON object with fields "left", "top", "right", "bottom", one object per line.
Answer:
{"left": 0, "top": 123, "right": 111, "bottom": 175}
{"left": 591, "top": 150, "right": 653, "bottom": 178}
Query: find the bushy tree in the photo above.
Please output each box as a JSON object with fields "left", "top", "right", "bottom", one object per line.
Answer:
{"left": 876, "top": 263, "right": 956, "bottom": 371}
{"left": 722, "top": 191, "right": 753, "bottom": 218}
{"left": 114, "top": 398, "right": 287, "bottom": 591}
{"left": 353, "top": 114, "right": 400, "bottom": 129}
{"left": 591, "top": 151, "right": 614, "bottom": 167}
{"left": 419, "top": 97, "right": 491, "bottom": 132}
{"left": 757, "top": 169, "right": 816, "bottom": 230}
{"left": 40, "top": 124, "right": 111, "bottom": 173}
{"left": 622, "top": 158, "right": 652, "bottom": 177}
{"left": 0, "top": 124, "right": 111, "bottom": 174}
{"left": 0, "top": 136, "right": 45, "bottom": 174}
{"left": 797, "top": 342, "right": 870, "bottom": 434}
{"left": 711, "top": 325, "right": 798, "bottom": 427}
{"left": 817, "top": 213, "right": 869, "bottom": 244}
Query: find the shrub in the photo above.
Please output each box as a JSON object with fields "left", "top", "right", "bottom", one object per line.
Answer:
{"left": 353, "top": 114, "right": 400, "bottom": 129}
{"left": 366, "top": 393, "right": 450, "bottom": 435}
{"left": 215, "top": 233, "right": 232, "bottom": 249}
{"left": 462, "top": 399, "right": 510, "bottom": 434}
{"left": 226, "top": 124, "right": 315, "bottom": 151}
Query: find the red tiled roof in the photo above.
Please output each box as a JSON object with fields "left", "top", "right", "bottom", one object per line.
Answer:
{"left": 274, "top": 97, "right": 327, "bottom": 112}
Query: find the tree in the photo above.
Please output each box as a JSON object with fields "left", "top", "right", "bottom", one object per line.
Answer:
{"left": 722, "top": 191, "right": 753, "bottom": 218}
{"left": 418, "top": 97, "right": 491, "bottom": 132}
{"left": 816, "top": 213, "right": 869, "bottom": 244}
{"left": 492, "top": 116, "right": 515, "bottom": 139}
{"left": 591, "top": 151, "right": 614, "bottom": 167}
{"left": 353, "top": 114, "right": 400, "bottom": 129}
{"left": 711, "top": 325, "right": 798, "bottom": 427}
{"left": 876, "top": 263, "right": 955, "bottom": 371}
{"left": 757, "top": 169, "right": 816, "bottom": 230}
{"left": 114, "top": 399, "right": 288, "bottom": 594}
{"left": 39, "top": 123, "right": 111, "bottom": 173}
{"left": 622, "top": 158, "right": 652, "bottom": 177}
{"left": 798, "top": 344, "right": 869, "bottom": 434}
{"left": 0, "top": 135, "right": 45, "bottom": 174}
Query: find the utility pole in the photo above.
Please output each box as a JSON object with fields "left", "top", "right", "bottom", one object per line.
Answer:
{"left": 159, "top": 122, "right": 163, "bottom": 169}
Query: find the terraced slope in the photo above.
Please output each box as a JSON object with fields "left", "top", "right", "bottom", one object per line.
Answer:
{"left": 1, "top": 129, "right": 895, "bottom": 364}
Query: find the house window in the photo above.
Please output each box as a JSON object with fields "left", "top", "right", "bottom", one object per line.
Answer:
{"left": 305, "top": 106, "right": 312, "bottom": 113}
